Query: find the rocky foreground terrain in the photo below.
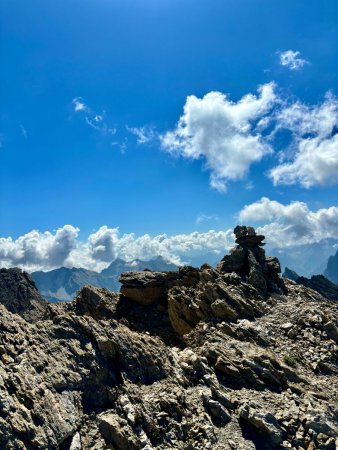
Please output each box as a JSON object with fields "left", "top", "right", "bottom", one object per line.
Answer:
{"left": 0, "top": 226, "right": 337, "bottom": 450}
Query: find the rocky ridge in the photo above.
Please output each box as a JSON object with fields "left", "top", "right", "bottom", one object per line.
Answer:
{"left": 283, "top": 268, "right": 338, "bottom": 301}
{"left": 0, "top": 227, "right": 337, "bottom": 450}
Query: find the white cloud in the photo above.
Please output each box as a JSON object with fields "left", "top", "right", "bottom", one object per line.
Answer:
{"left": 239, "top": 197, "right": 338, "bottom": 247}
{"left": 279, "top": 50, "right": 309, "bottom": 70}
{"left": 0, "top": 225, "right": 79, "bottom": 271}
{"left": 72, "top": 97, "right": 88, "bottom": 112}
{"left": 161, "top": 83, "right": 277, "bottom": 191}
{"left": 87, "top": 226, "right": 120, "bottom": 262}
{"left": 127, "top": 126, "right": 155, "bottom": 144}
{"left": 270, "top": 93, "right": 338, "bottom": 187}
{"left": 0, "top": 226, "right": 234, "bottom": 272}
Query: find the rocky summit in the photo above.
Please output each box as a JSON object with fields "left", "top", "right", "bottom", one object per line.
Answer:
{"left": 0, "top": 227, "right": 337, "bottom": 450}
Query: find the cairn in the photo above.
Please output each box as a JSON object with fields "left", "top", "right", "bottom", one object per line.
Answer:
{"left": 217, "top": 226, "right": 286, "bottom": 295}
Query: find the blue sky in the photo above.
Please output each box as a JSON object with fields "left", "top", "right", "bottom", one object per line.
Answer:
{"left": 1, "top": 0, "right": 338, "bottom": 271}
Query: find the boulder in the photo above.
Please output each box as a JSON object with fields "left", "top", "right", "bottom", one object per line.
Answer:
{"left": 239, "top": 404, "right": 283, "bottom": 447}
{"left": 75, "top": 285, "right": 117, "bottom": 319}
{"left": 119, "top": 271, "right": 168, "bottom": 305}
{"left": 234, "top": 225, "right": 265, "bottom": 247}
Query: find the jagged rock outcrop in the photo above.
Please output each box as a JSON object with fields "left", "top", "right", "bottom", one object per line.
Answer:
{"left": 296, "top": 275, "right": 338, "bottom": 302}
{"left": 119, "top": 271, "right": 177, "bottom": 306}
{"left": 0, "top": 268, "right": 48, "bottom": 322}
{"left": 216, "top": 226, "right": 286, "bottom": 295}
{"left": 283, "top": 268, "right": 338, "bottom": 301}
{"left": 0, "top": 227, "right": 337, "bottom": 450}
{"left": 283, "top": 267, "right": 300, "bottom": 282}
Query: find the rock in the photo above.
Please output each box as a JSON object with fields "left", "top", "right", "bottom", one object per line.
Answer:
{"left": 234, "top": 225, "right": 265, "bottom": 247}
{"left": 283, "top": 267, "right": 300, "bottom": 282}
{"left": 119, "top": 271, "right": 169, "bottom": 305}
{"left": 69, "top": 432, "right": 82, "bottom": 450}
{"left": 0, "top": 268, "right": 48, "bottom": 322}
{"left": 304, "top": 406, "right": 338, "bottom": 437}
{"left": 204, "top": 396, "right": 231, "bottom": 424}
{"left": 98, "top": 412, "right": 139, "bottom": 449}
{"left": 0, "top": 225, "right": 336, "bottom": 450}
{"left": 324, "top": 321, "right": 338, "bottom": 343}
{"left": 248, "top": 249, "right": 267, "bottom": 292}
{"left": 210, "top": 299, "right": 238, "bottom": 321}
{"left": 296, "top": 275, "right": 338, "bottom": 301}
{"left": 216, "top": 246, "right": 247, "bottom": 274}
{"left": 217, "top": 226, "right": 286, "bottom": 295}
{"left": 239, "top": 404, "right": 284, "bottom": 446}
{"left": 75, "top": 285, "right": 118, "bottom": 319}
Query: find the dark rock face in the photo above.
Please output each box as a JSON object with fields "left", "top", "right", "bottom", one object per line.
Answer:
{"left": 0, "top": 268, "right": 48, "bottom": 322}
{"left": 283, "top": 268, "right": 338, "bottom": 301}
{"left": 217, "top": 226, "right": 286, "bottom": 295}
{"left": 296, "top": 275, "right": 338, "bottom": 301}
{"left": 324, "top": 250, "right": 338, "bottom": 284}
{"left": 0, "top": 227, "right": 337, "bottom": 450}
{"left": 283, "top": 267, "right": 300, "bottom": 282}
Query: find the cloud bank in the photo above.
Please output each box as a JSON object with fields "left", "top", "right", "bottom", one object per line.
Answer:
{"left": 239, "top": 197, "right": 338, "bottom": 247}
{"left": 0, "top": 226, "right": 234, "bottom": 272}
{"left": 2, "top": 198, "right": 338, "bottom": 272}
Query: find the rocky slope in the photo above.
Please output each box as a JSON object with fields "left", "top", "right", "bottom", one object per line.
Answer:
{"left": 32, "top": 257, "right": 178, "bottom": 302}
{"left": 0, "top": 227, "right": 337, "bottom": 450}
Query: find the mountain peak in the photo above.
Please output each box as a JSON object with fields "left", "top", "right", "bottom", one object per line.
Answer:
{"left": 324, "top": 250, "right": 338, "bottom": 284}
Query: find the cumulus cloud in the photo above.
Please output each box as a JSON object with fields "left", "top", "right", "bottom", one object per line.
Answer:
{"left": 87, "top": 226, "right": 120, "bottom": 262}
{"left": 279, "top": 50, "right": 309, "bottom": 70}
{"left": 0, "top": 225, "right": 79, "bottom": 271}
{"left": 270, "top": 93, "right": 338, "bottom": 187}
{"left": 0, "top": 226, "right": 234, "bottom": 272}
{"left": 239, "top": 197, "right": 338, "bottom": 247}
{"left": 161, "top": 83, "right": 277, "bottom": 191}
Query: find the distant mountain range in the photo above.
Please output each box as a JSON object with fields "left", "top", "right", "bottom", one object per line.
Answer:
{"left": 31, "top": 256, "right": 177, "bottom": 302}
{"left": 269, "top": 238, "right": 338, "bottom": 277}
{"left": 21, "top": 243, "right": 338, "bottom": 302}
